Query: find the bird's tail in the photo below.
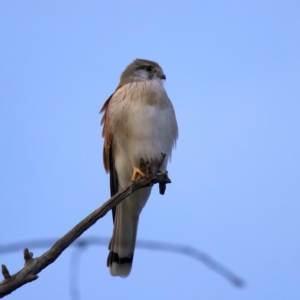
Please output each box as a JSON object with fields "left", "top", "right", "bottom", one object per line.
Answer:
{"left": 107, "top": 200, "right": 139, "bottom": 278}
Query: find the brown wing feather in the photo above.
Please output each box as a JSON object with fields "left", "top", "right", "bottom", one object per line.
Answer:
{"left": 100, "top": 83, "right": 124, "bottom": 222}
{"left": 99, "top": 83, "right": 124, "bottom": 173}
{"left": 100, "top": 94, "right": 113, "bottom": 173}
{"left": 109, "top": 146, "right": 118, "bottom": 221}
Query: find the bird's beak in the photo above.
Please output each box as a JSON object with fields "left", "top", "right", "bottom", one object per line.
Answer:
{"left": 160, "top": 73, "right": 166, "bottom": 80}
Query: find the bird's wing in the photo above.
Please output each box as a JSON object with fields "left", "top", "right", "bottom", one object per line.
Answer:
{"left": 100, "top": 84, "right": 124, "bottom": 221}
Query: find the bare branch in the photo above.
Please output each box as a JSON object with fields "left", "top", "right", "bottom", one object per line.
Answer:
{"left": 1, "top": 266, "right": 10, "bottom": 281}
{"left": 0, "top": 155, "right": 169, "bottom": 298}
{"left": 23, "top": 249, "right": 34, "bottom": 265}
{"left": 0, "top": 237, "right": 245, "bottom": 289}
{"left": 136, "top": 239, "right": 245, "bottom": 287}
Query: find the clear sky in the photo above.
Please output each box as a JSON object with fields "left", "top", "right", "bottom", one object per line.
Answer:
{"left": 0, "top": 0, "right": 299, "bottom": 299}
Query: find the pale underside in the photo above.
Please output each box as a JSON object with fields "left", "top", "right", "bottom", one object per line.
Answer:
{"left": 101, "top": 78, "right": 178, "bottom": 277}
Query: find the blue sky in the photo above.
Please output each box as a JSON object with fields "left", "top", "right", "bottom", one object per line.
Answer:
{"left": 0, "top": 0, "right": 299, "bottom": 299}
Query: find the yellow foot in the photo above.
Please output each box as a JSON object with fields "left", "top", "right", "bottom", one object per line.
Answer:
{"left": 131, "top": 167, "right": 146, "bottom": 181}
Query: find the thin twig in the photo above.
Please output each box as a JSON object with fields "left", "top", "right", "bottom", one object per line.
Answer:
{"left": 0, "top": 155, "right": 169, "bottom": 298}
{"left": 0, "top": 236, "right": 245, "bottom": 288}
{"left": 69, "top": 246, "right": 87, "bottom": 300}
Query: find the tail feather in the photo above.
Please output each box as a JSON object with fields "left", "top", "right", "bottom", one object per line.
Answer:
{"left": 107, "top": 200, "right": 139, "bottom": 278}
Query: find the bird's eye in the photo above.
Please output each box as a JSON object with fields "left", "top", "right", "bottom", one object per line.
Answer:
{"left": 144, "top": 66, "right": 155, "bottom": 72}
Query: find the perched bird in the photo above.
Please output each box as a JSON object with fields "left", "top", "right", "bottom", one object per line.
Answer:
{"left": 100, "top": 59, "right": 178, "bottom": 277}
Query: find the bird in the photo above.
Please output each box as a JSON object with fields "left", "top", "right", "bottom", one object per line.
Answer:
{"left": 100, "top": 58, "right": 178, "bottom": 277}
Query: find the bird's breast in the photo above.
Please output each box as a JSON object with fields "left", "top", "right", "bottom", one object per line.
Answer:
{"left": 109, "top": 81, "right": 177, "bottom": 173}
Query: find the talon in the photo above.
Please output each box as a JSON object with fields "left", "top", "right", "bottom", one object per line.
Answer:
{"left": 158, "top": 170, "right": 167, "bottom": 175}
{"left": 131, "top": 167, "right": 146, "bottom": 181}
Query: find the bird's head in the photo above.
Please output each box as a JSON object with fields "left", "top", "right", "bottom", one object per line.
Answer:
{"left": 120, "top": 59, "right": 166, "bottom": 83}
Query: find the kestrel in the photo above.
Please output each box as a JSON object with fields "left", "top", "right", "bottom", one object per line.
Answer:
{"left": 100, "top": 59, "right": 178, "bottom": 277}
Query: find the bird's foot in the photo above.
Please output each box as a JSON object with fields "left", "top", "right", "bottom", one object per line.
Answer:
{"left": 131, "top": 167, "right": 146, "bottom": 181}
{"left": 158, "top": 170, "right": 166, "bottom": 175}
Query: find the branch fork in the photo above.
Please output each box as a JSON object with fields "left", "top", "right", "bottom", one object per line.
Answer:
{"left": 0, "top": 154, "right": 170, "bottom": 298}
